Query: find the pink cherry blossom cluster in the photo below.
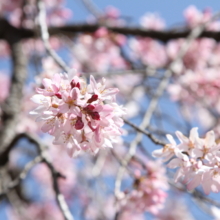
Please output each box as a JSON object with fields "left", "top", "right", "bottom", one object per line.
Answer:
{"left": 1, "top": 0, "right": 72, "bottom": 28}
{"left": 119, "top": 160, "right": 169, "bottom": 215}
{"left": 184, "top": 5, "right": 220, "bottom": 30}
{"left": 153, "top": 128, "right": 220, "bottom": 194}
{"left": 168, "top": 68, "right": 220, "bottom": 105}
{"left": 129, "top": 13, "right": 167, "bottom": 69}
{"left": 71, "top": 30, "right": 127, "bottom": 73}
{"left": 0, "top": 0, "right": 71, "bottom": 59}
{"left": 30, "top": 70, "right": 125, "bottom": 157}
{"left": 99, "top": 6, "right": 125, "bottom": 26}
{"left": 167, "top": 69, "right": 220, "bottom": 138}
{"left": 167, "top": 38, "right": 215, "bottom": 73}
{"left": 155, "top": 198, "right": 195, "bottom": 220}
{"left": 129, "top": 6, "right": 220, "bottom": 71}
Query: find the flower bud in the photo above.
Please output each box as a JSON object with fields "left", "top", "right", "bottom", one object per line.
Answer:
{"left": 75, "top": 117, "right": 84, "bottom": 130}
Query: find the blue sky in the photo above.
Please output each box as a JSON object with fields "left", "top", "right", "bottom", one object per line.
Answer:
{"left": 69, "top": 0, "right": 220, "bottom": 26}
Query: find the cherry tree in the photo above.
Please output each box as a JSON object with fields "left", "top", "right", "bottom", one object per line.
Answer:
{"left": 0, "top": 1, "right": 220, "bottom": 219}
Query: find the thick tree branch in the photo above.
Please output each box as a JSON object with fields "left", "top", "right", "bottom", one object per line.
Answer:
{"left": 2, "top": 18, "right": 220, "bottom": 42}
{"left": 0, "top": 18, "right": 33, "bottom": 40}
{"left": 48, "top": 24, "right": 220, "bottom": 42}
{"left": 0, "top": 41, "right": 27, "bottom": 165}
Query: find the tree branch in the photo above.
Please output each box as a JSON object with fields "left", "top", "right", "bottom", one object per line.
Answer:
{"left": 46, "top": 24, "right": 220, "bottom": 42}
{"left": 2, "top": 18, "right": 220, "bottom": 42}
{"left": 37, "top": 0, "right": 70, "bottom": 72}
{"left": 123, "top": 119, "right": 166, "bottom": 146}
{"left": 0, "top": 41, "right": 27, "bottom": 166}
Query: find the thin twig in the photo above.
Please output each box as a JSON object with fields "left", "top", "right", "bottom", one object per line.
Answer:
{"left": 90, "top": 68, "right": 156, "bottom": 77}
{"left": 123, "top": 119, "right": 165, "bottom": 146}
{"left": 37, "top": 0, "right": 70, "bottom": 72}
{"left": 42, "top": 154, "right": 74, "bottom": 220}
{"left": 25, "top": 133, "right": 73, "bottom": 220}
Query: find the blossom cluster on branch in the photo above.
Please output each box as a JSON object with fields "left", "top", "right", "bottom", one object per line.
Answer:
{"left": 153, "top": 128, "right": 220, "bottom": 194}
{"left": 30, "top": 70, "right": 125, "bottom": 156}
{"left": 119, "top": 160, "right": 169, "bottom": 215}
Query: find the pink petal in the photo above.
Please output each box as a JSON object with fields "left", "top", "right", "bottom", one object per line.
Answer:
{"left": 175, "top": 150, "right": 189, "bottom": 161}
{"left": 42, "top": 78, "right": 52, "bottom": 88}
{"left": 176, "top": 131, "right": 189, "bottom": 143}
{"left": 30, "top": 94, "right": 46, "bottom": 104}
{"left": 90, "top": 75, "right": 98, "bottom": 91}
{"left": 36, "top": 87, "right": 44, "bottom": 94}
{"left": 51, "top": 84, "right": 59, "bottom": 93}
{"left": 187, "top": 175, "right": 202, "bottom": 191}
{"left": 167, "top": 158, "right": 181, "bottom": 168}
{"left": 94, "top": 127, "right": 101, "bottom": 143}
{"left": 152, "top": 148, "right": 163, "bottom": 158}
{"left": 102, "top": 88, "right": 119, "bottom": 97}
{"left": 70, "top": 87, "right": 79, "bottom": 100}
{"left": 41, "top": 119, "right": 54, "bottom": 133}
{"left": 205, "top": 130, "right": 215, "bottom": 148}
{"left": 189, "top": 127, "right": 198, "bottom": 141}
{"left": 174, "top": 168, "right": 184, "bottom": 182}
{"left": 59, "top": 104, "right": 69, "bottom": 113}
{"left": 166, "top": 134, "right": 176, "bottom": 145}
{"left": 52, "top": 73, "right": 61, "bottom": 86}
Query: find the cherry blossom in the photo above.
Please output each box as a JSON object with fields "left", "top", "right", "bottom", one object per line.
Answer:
{"left": 30, "top": 70, "right": 126, "bottom": 156}
{"left": 119, "top": 160, "right": 169, "bottom": 215}
{"left": 140, "top": 13, "right": 165, "bottom": 30}
{"left": 71, "top": 33, "right": 128, "bottom": 72}
{"left": 184, "top": 5, "right": 220, "bottom": 30}
{"left": 152, "top": 128, "right": 220, "bottom": 194}
{"left": 155, "top": 198, "right": 195, "bottom": 220}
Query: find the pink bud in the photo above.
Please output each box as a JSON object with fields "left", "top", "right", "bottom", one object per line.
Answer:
{"left": 76, "top": 82, "right": 80, "bottom": 89}
{"left": 55, "top": 93, "right": 62, "bottom": 99}
{"left": 70, "top": 80, "right": 81, "bottom": 89}
{"left": 75, "top": 117, "right": 84, "bottom": 130}
{"left": 87, "top": 94, "right": 98, "bottom": 103}
{"left": 70, "top": 80, "right": 76, "bottom": 88}
{"left": 84, "top": 104, "right": 95, "bottom": 111}
{"left": 91, "top": 112, "right": 100, "bottom": 120}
